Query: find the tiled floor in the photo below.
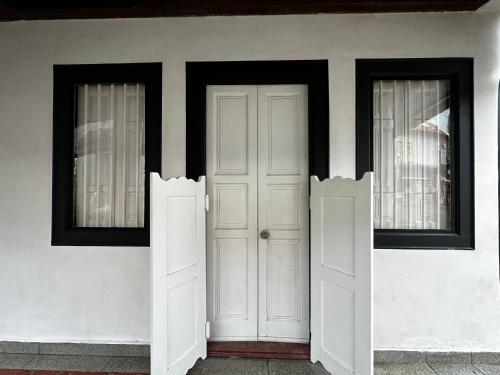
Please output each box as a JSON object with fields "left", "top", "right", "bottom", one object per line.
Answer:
{"left": 0, "top": 354, "right": 149, "bottom": 374}
{"left": 2, "top": 353, "right": 500, "bottom": 375}
{"left": 375, "top": 362, "right": 500, "bottom": 375}
{"left": 188, "top": 358, "right": 328, "bottom": 374}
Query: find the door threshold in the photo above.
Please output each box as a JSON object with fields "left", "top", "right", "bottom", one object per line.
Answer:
{"left": 207, "top": 341, "right": 310, "bottom": 360}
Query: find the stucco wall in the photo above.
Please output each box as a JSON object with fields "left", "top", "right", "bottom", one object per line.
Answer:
{"left": 0, "top": 10, "right": 499, "bottom": 350}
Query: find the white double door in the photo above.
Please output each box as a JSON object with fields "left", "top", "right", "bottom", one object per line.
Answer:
{"left": 206, "top": 84, "right": 309, "bottom": 342}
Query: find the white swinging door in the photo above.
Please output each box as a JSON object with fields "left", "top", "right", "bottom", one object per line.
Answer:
{"left": 310, "top": 173, "right": 374, "bottom": 375}
{"left": 150, "top": 173, "right": 207, "bottom": 375}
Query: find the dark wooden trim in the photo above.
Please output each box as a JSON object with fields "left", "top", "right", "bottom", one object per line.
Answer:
{"left": 0, "top": 0, "right": 490, "bottom": 21}
{"left": 207, "top": 341, "right": 310, "bottom": 360}
{"left": 356, "top": 58, "right": 474, "bottom": 249}
{"left": 185, "top": 60, "right": 329, "bottom": 181}
{"left": 52, "top": 63, "right": 162, "bottom": 246}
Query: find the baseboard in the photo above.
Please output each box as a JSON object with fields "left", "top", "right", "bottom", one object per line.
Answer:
{"left": 375, "top": 350, "right": 500, "bottom": 364}
{"left": 0, "top": 341, "right": 149, "bottom": 357}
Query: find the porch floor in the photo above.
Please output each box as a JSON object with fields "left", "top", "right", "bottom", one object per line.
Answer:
{"left": 1, "top": 353, "right": 499, "bottom": 374}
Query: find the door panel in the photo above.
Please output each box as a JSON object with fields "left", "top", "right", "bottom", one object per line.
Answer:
{"left": 207, "top": 84, "right": 309, "bottom": 342}
{"left": 310, "top": 173, "right": 373, "bottom": 375}
{"left": 258, "top": 85, "right": 309, "bottom": 341}
{"left": 267, "top": 239, "right": 300, "bottom": 319}
{"left": 214, "top": 238, "right": 249, "bottom": 319}
{"left": 206, "top": 86, "right": 258, "bottom": 340}
{"left": 150, "top": 173, "right": 207, "bottom": 375}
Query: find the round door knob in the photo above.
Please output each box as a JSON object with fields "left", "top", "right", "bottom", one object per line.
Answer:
{"left": 260, "top": 229, "right": 270, "bottom": 239}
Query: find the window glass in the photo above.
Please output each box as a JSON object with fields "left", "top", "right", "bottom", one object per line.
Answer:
{"left": 372, "top": 80, "right": 452, "bottom": 230}
{"left": 73, "top": 83, "right": 145, "bottom": 227}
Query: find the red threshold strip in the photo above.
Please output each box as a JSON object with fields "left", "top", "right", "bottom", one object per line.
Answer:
{"left": 0, "top": 371, "right": 147, "bottom": 375}
{"left": 207, "top": 341, "right": 310, "bottom": 360}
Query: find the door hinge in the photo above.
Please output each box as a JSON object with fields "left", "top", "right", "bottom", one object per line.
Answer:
{"left": 205, "top": 321, "right": 211, "bottom": 339}
{"left": 205, "top": 195, "right": 210, "bottom": 212}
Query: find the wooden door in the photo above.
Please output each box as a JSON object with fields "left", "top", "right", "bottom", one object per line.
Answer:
{"left": 206, "top": 84, "right": 309, "bottom": 342}
{"left": 257, "top": 85, "right": 309, "bottom": 342}
{"left": 206, "top": 86, "right": 259, "bottom": 340}
{"left": 150, "top": 173, "right": 207, "bottom": 375}
{"left": 310, "top": 173, "right": 373, "bottom": 375}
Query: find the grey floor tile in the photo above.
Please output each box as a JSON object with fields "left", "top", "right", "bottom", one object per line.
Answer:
{"left": 0, "top": 353, "right": 37, "bottom": 369}
{"left": 0, "top": 341, "right": 39, "bottom": 354}
{"left": 473, "top": 364, "right": 500, "bottom": 375}
{"left": 103, "top": 356, "right": 150, "bottom": 373}
{"left": 375, "top": 351, "right": 426, "bottom": 364}
{"left": 188, "top": 358, "right": 267, "bottom": 375}
{"left": 40, "top": 343, "right": 113, "bottom": 356}
{"left": 268, "top": 359, "right": 330, "bottom": 375}
{"left": 427, "top": 352, "right": 472, "bottom": 364}
{"left": 428, "top": 363, "right": 483, "bottom": 375}
{"left": 374, "top": 363, "right": 438, "bottom": 375}
{"left": 187, "top": 358, "right": 205, "bottom": 374}
{"left": 473, "top": 353, "right": 500, "bottom": 365}
{"left": 113, "top": 344, "right": 150, "bottom": 357}
{"left": 25, "top": 354, "right": 111, "bottom": 371}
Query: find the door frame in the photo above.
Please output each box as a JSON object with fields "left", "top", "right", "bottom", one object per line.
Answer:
{"left": 186, "top": 60, "right": 330, "bottom": 180}
{"left": 186, "top": 60, "right": 330, "bottom": 344}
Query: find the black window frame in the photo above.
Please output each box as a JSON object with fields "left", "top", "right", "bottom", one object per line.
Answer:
{"left": 356, "top": 58, "right": 474, "bottom": 249}
{"left": 52, "top": 63, "right": 162, "bottom": 246}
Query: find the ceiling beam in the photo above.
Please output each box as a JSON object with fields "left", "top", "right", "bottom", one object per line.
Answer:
{"left": 0, "top": 0, "right": 490, "bottom": 21}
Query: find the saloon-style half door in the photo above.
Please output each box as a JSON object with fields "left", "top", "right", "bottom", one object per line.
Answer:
{"left": 150, "top": 173, "right": 207, "bottom": 375}
{"left": 310, "top": 173, "right": 374, "bottom": 375}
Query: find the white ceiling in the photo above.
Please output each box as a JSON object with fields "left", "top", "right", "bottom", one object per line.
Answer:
{"left": 479, "top": 0, "right": 500, "bottom": 11}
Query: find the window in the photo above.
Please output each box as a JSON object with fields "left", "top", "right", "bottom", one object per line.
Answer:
{"left": 356, "top": 59, "right": 474, "bottom": 249}
{"left": 52, "top": 63, "right": 161, "bottom": 246}
{"left": 372, "top": 79, "right": 452, "bottom": 231}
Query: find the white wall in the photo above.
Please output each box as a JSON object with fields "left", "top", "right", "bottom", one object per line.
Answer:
{"left": 0, "top": 10, "right": 499, "bottom": 350}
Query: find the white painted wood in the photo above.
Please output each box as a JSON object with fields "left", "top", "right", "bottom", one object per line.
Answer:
{"left": 150, "top": 173, "right": 207, "bottom": 375}
{"left": 310, "top": 173, "right": 373, "bottom": 375}
{"left": 206, "top": 85, "right": 309, "bottom": 342}
{"left": 206, "top": 85, "right": 259, "bottom": 340}
{"left": 257, "top": 85, "right": 309, "bottom": 341}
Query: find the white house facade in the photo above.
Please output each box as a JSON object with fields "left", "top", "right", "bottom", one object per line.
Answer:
{"left": 0, "top": 1, "right": 499, "bottom": 369}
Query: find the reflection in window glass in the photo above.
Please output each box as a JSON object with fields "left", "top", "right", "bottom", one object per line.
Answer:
{"left": 373, "top": 80, "right": 452, "bottom": 230}
{"left": 73, "top": 83, "right": 145, "bottom": 228}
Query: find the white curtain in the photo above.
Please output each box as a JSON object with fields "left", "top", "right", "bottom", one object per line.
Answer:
{"left": 373, "top": 80, "right": 451, "bottom": 230}
{"left": 74, "top": 83, "right": 145, "bottom": 228}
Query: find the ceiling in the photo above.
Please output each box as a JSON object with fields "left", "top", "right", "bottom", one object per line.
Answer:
{"left": 0, "top": 0, "right": 491, "bottom": 21}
